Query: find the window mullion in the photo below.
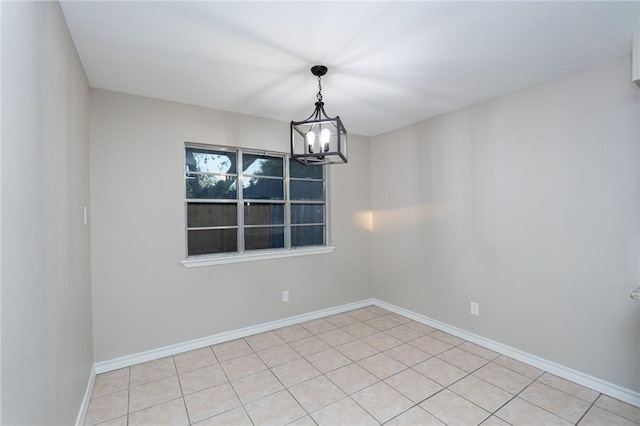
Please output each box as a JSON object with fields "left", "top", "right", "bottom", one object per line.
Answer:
{"left": 285, "top": 156, "right": 292, "bottom": 249}
{"left": 237, "top": 150, "right": 245, "bottom": 253}
{"left": 323, "top": 165, "right": 328, "bottom": 246}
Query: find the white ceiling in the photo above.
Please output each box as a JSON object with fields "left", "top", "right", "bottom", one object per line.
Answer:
{"left": 60, "top": 1, "right": 639, "bottom": 137}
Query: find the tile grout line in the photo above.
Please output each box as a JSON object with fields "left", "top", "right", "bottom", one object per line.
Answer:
{"left": 285, "top": 309, "right": 393, "bottom": 424}
{"left": 321, "top": 310, "right": 429, "bottom": 424}
{"left": 98, "top": 310, "right": 449, "bottom": 424}
{"left": 207, "top": 345, "right": 254, "bottom": 426}
{"left": 89, "top": 306, "right": 637, "bottom": 426}
{"left": 574, "top": 393, "right": 602, "bottom": 426}
{"left": 224, "top": 339, "right": 263, "bottom": 426}
{"left": 592, "top": 395, "right": 640, "bottom": 424}
{"left": 434, "top": 343, "right": 519, "bottom": 421}
{"left": 506, "top": 376, "right": 577, "bottom": 424}
{"left": 126, "top": 366, "right": 131, "bottom": 426}
{"left": 170, "top": 355, "right": 192, "bottom": 426}
{"left": 276, "top": 314, "right": 369, "bottom": 424}
{"left": 229, "top": 309, "right": 490, "bottom": 425}
{"left": 350, "top": 313, "right": 550, "bottom": 425}
{"left": 222, "top": 341, "right": 258, "bottom": 425}
{"left": 419, "top": 356, "right": 494, "bottom": 425}
{"left": 524, "top": 375, "right": 604, "bottom": 424}
{"left": 260, "top": 341, "right": 314, "bottom": 425}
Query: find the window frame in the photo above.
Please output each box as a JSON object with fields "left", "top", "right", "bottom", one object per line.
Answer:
{"left": 182, "top": 143, "right": 334, "bottom": 268}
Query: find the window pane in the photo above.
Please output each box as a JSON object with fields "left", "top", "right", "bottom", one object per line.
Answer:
{"left": 243, "top": 154, "right": 284, "bottom": 177}
{"left": 290, "top": 160, "right": 323, "bottom": 179}
{"left": 186, "top": 173, "right": 237, "bottom": 199}
{"left": 290, "top": 180, "right": 323, "bottom": 201}
{"left": 186, "top": 148, "right": 236, "bottom": 174}
{"left": 291, "top": 204, "right": 324, "bottom": 224}
{"left": 245, "top": 227, "right": 285, "bottom": 250}
{"left": 185, "top": 146, "right": 328, "bottom": 256}
{"left": 292, "top": 225, "right": 324, "bottom": 247}
{"left": 187, "top": 203, "right": 236, "bottom": 227}
{"left": 188, "top": 228, "right": 237, "bottom": 255}
{"left": 245, "top": 203, "right": 284, "bottom": 225}
{"left": 243, "top": 177, "right": 284, "bottom": 200}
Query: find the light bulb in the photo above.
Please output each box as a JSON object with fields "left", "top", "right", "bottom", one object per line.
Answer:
{"left": 320, "top": 128, "right": 330, "bottom": 152}
{"left": 320, "top": 128, "right": 330, "bottom": 143}
{"left": 306, "top": 131, "right": 315, "bottom": 153}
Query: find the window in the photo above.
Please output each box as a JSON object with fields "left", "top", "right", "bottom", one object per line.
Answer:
{"left": 185, "top": 145, "right": 327, "bottom": 259}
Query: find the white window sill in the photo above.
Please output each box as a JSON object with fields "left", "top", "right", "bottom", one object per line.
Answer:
{"left": 181, "top": 246, "right": 335, "bottom": 268}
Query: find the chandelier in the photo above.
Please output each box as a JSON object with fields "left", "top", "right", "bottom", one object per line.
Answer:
{"left": 290, "top": 65, "right": 347, "bottom": 165}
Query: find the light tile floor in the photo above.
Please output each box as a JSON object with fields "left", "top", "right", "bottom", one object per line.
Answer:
{"left": 85, "top": 306, "right": 640, "bottom": 425}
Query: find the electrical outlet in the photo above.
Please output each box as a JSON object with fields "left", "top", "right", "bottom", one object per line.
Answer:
{"left": 282, "top": 291, "right": 289, "bottom": 302}
{"left": 470, "top": 302, "right": 480, "bottom": 316}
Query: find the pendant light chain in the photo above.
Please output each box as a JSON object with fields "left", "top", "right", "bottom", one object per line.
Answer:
{"left": 316, "top": 75, "right": 323, "bottom": 102}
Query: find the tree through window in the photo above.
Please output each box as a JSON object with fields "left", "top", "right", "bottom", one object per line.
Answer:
{"left": 185, "top": 145, "right": 326, "bottom": 256}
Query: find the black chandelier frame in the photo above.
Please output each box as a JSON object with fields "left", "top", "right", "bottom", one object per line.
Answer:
{"left": 290, "top": 65, "right": 348, "bottom": 166}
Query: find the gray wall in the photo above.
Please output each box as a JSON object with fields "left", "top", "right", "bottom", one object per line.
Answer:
{"left": 3, "top": 4, "right": 637, "bottom": 422}
{"left": 90, "top": 90, "right": 372, "bottom": 362}
{"left": 371, "top": 55, "right": 640, "bottom": 392}
{"left": 1, "top": 2, "right": 93, "bottom": 424}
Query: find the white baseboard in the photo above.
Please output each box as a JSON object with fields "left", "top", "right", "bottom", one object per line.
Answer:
{"left": 75, "top": 364, "right": 96, "bottom": 426}
{"left": 372, "top": 299, "right": 640, "bottom": 408}
{"left": 79, "top": 299, "right": 373, "bottom": 422}
{"left": 81, "top": 295, "right": 639, "bottom": 422}
{"left": 94, "top": 298, "right": 375, "bottom": 374}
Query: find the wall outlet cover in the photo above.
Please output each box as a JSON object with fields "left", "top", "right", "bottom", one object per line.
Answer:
{"left": 470, "top": 302, "right": 480, "bottom": 316}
